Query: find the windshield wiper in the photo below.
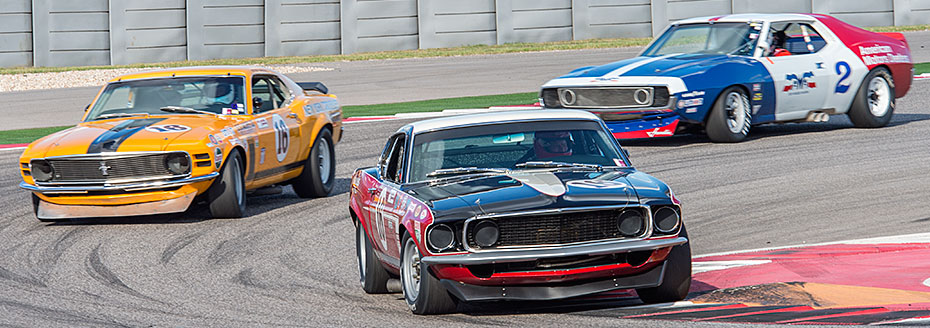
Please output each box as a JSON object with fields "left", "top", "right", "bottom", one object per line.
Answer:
{"left": 515, "top": 161, "right": 602, "bottom": 171}
{"left": 427, "top": 167, "right": 506, "bottom": 178}
{"left": 160, "top": 106, "right": 217, "bottom": 116}
{"left": 93, "top": 112, "right": 150, "bottom": 120}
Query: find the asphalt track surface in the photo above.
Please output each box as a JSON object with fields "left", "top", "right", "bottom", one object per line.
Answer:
{"left": 0, "top": 77, "right": 927, "bottom": 326}
{"left": 2, "top": 30, "right": 929, "bottom": 130}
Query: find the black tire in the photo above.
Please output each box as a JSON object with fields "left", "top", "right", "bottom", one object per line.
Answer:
{"left": 400, "top": 232, "right": 457, "bottom": 315}
{"left": 293, "top": 129, "right": 335, "bottom": 198}
{"left": 357, "top": 218, "right": 391, "bottom": 294}
{"left": 208, "top": 151, "right": 246, "bottom": 218}
{"left": 848, "top": 67, "right": 895, "bottom": 128}
{"left": 706, "top": 86, "right": 752, "bottom": 143}
{"left": 636, "top": 225, "right": 692, "bottom": 304}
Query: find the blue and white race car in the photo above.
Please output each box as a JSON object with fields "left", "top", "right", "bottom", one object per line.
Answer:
{"left": 540, "top": 14, "right": 913, "bottom": 142}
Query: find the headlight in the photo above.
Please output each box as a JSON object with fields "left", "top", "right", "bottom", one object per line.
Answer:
{"left": 653, "top": 207, "right": 680, "bottom": 233}
{"left": 30, "top": 160, "right": 53, "bottom": 182}
{"left": 617, "top": 209, "right": 645, "bottom": 237}
{"left": 427, "top": 224, "right": 455, "bottom": 251}
{"left": 473, "top": 220, "right": 500, "bottom": 248}
{"left": 164, "top": 153, "right": 191, "bottom": 175}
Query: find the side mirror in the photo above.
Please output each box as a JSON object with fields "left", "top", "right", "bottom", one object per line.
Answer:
{"left": 84, "top": 104, "right": 90, "bottom": 112}
{"left": 621, "top": 148, "right": 630, "bottom": 159}
{"left": 252, "top": 97, "right": 263, "bottom": 110}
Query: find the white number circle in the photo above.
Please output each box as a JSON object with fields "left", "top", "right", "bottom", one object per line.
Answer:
{"left": 271, "top": 114, "right": 289, "bottom": 162}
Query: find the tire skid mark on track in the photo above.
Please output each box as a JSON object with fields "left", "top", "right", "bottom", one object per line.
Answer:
{"left": 85, "top": 244, "right": 164, "bottom": 304}
{"left": 160, "top": 231, "right": 205, "bottom": 264}
{"left": 0, "top": 298, "right": 127, "bottom": 327}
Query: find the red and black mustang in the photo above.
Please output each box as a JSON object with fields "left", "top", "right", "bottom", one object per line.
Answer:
{"left": 349, "top": 110, "right": 690, "bottom": 314}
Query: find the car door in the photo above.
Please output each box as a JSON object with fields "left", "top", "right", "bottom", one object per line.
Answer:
{"left": 372, "top": 133, "right": 408, "bottom": 263}
{"left": 758, "top": 21, "right": 831, "bottom": 121}
{"left": 249, "top": 75, "right": 301, "bottom": 181}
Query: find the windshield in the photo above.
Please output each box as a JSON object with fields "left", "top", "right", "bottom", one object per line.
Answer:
{"left": 643, "top": 22, "right": 760, "bottom": 57}
{"left": 408, "top": 121, "right": 626, "bottom": 182}
{"left": 85, "top": 76, "right": 247, "bottom": 121}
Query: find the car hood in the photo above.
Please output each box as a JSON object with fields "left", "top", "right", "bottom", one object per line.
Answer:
{"left": 558, "top": 53, "right": 731, "bottom": 80}
{"left": 406, "top": 169, "right": 668, "bottom": 222}
{"left": 25, "top": 115, "right": 239, "bottom": 158}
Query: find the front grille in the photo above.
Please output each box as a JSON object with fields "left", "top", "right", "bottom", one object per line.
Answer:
{"left": 544, "top": 87, "right": 670, "bottom": 109}
{"left": 466, "top": 208, "right": 646, "bottom": 249}
{"left": 43, "top": 153, "right": 184, "bottom": 183}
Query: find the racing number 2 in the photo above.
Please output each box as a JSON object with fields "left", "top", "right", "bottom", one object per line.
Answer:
{"left": 835, "top": 61, "right": 851, "bottom": 93}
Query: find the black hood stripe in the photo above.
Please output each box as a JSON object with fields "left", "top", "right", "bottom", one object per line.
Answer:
{"left": 87, "top": 118, "right": 166, "bottom": 153}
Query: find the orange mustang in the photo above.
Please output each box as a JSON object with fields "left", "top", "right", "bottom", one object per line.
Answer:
{"left": 18, "top": 66, "right": 343, "bottom": 221}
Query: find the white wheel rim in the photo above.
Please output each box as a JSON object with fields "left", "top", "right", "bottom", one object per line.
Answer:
{"left": 357, "top": 224, "right": 367, "bottom": 284}
{"left": 318, "top": 138, "right": 331, "bottom": 185}
{"left": 401, "top": 238, "right": 420, "bottom": 301}
{"left": 867, "top": 76, "right": 891, "bottom": 117}
{"left": 725, "top": 92, "right": 748, "bottom": 134}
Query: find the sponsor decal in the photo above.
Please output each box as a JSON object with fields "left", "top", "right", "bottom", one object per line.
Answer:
{"left": 815, "top": 62, "right": 824, "bottom": 69}
{"left": 646, "top": 127, "right": 675, "bottom": 137}
{"left": 613, "top": 158, "right": 626, "bottom": 166}
{"left": 235, "top": 122, "right": 256, "bottom": 135}
{"left": 214, "top": 147, "right": 223, "bottom": 168}
{"left": 271, "top": 114, "right": 289, "bottom": 162}
{"left": 752, "top": 93, "right": 763, "bottom": 101}
{"left": 752, "top": 104, "right": 762, "bottom": 114}
{"left": 255, "top": 118, "right": 269, "bottom": 129}
{"left": 145, "top": 124, "right": 191, "bottom": 133}
{"left": 859, "top": 45, "right": 893, "bottom": 55}
{"left": 680, "top": 90, "right": 705, "bottom": 98}
{"left": 259, "top": 148, "right": 265, "bottom": 164}
{"left": 221, "top": 127, "right": 234, "bottom": 138}
{"left": 589, "top": 76, "right": 621, "bottom": 83}
{"left": 685, "top": 107, "right": 698, "bottom": 113}
{"left": 752, "top": 83, "right": 761, "bottom": 92}
{"left": 208, "top": 134, "right": 220, "bottom": 145}
{"left": 783, "top": 72, "right": 816, "bottom": 93}
{"left": 677, "top": 98, "right": 703, "bottom": 108}
{"left": 858, "top": 45, "right": 910, "bottom": 65}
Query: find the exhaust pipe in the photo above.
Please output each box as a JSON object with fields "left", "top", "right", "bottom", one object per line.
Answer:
{"left": 386, "top": 279, "right": 402, "bottom": 293}
{"left": 804, "top": 112, "right": 830, "bottom": 122}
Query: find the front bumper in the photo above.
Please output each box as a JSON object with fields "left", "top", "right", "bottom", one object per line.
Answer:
{"left": 35, "top": 191, "right": 197, "bottom": 219}
{"left": 422, "top": 237, "right": 686, "bottom": 266}
{"left": 20, "top": 172, "right": 219, "bottom": 194}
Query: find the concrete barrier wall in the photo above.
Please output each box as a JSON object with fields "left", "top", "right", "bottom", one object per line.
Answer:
{"left": 0, "top": 0, "right": 921, "bottom": 68}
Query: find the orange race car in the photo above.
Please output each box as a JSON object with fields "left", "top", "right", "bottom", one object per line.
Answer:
{"left": 18, "top": 66, "right": 343, "bottom": 221}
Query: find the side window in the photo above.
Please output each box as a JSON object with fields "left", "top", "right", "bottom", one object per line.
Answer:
{"left": 382, "top": 135, "right": 407, "bottom": 183}
{"left": 251, "top": 77, "right": 276, "bottom": 113}
{"left": 767, "top": 22, "right": 826, "bottom": 56}
{"left": 268, "top": 77, "right": 291, "bottom": 107}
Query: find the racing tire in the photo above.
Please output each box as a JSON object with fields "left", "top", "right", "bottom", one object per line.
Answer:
{"left": 706, "top": 86, "right": 752, "bottom": 143}
{"left": 208, "top": 151, "right": 246, "bottom": 218}
{"left": 293, "top": 129, "right": 335, "bottom": 198}
{"left": 357, "top": 219, "right": 391, "bottom": 294}
{"left": 848, "top": 67, "right": 895, "bottom": 128}
{"left": 400, "top": 232, "right": 458, "bottom": 315}
{"left": 636, "top": 225, "right": 692, "bottom": 304}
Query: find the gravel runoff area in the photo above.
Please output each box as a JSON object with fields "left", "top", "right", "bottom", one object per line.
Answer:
{"left": 0, "top": 65, "right": 334, "bottom": 92}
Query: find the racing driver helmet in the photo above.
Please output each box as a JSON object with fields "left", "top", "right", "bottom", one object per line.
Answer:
{"left": 209, "top": 83, "right": 234, "bottom": 105}
{"left": 534, "top": 131, "right": 573, "bottom": 159}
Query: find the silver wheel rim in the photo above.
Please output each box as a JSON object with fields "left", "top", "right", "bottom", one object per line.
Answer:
{"left": 867, "top": 76, "right": 891, "bottom": 117}
{"left": 357, "top": 224, "right": 366, "bottom": 285}
{"left": 318, "top": 138, "right": 331, "bottom": 185}
{"left": 725, "top": 92, "right": 748, "bottom": 134}
{"left": 401, "top": 238, "right": 420, "bottom": 301}
{"left": 233, "top": 159, "right": 244, "bottom": 207}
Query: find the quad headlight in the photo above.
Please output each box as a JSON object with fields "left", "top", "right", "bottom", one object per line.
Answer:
{"left": 617, "top": 209, "right": 645, "bottom": 237}
{"left": 164, "top": 153, "right": 191, "bottom": 175}
{"left": 427, "top": 224, "right": 455, "bottom": 251}
{"left": 653, "top": 207, "right": 681, "bottom": 233}
{"left": 473, "top": 220, "right": 500, "bottom": 248}
{"left": 30, "top": 160, "right": 53, "bottom": 182}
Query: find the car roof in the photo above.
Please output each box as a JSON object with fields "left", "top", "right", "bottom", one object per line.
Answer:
{"left": 673, "top": 13, "right": 817, "bottom": 25}
{"left": 403, "top": 109, "right": 602, "bottom": 134}
{"left": 109, "top": 65, "right": 279, "bottom": 83}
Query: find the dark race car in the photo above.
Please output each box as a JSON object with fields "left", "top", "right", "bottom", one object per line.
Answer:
{"left": 349, "top": 110, "right": 690, "bottom": 314}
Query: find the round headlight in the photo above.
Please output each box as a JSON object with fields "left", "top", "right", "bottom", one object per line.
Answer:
{"left": 30, "top": 160, "right": 53, "bottom": 182}
{"left": 617, "top": 210, "right": 645, "bottom": 237}
{"left": 165, "top": 153, "right": 191, "bottom": 175}
{"left": 473, "top": 220, "right": 499, "bottom": 248}
{"left": 427, "top": 224, "right": 455, "bottom": 251}
{"left": 653, "top": 207, "right": 680, "bottom": 233}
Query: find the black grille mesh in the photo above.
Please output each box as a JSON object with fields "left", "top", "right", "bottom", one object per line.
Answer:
{"left": 46, "top": 153, "right": 181, "bottom": 182}
{"left": 467, "top": 209, "right": 645, "bottom": 249}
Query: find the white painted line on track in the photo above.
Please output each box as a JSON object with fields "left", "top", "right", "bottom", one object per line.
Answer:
{"left": 923, "top": 277, "right": 930, "bottom": 288}
{"left": 695, "top": 232, "right": 930, "bottom": 259}
{"left": 692, "top": 260, "right": 772, "bottom": 274}
{"left": 0, "top": 146, "right": 25, "bottom": 152}
{"left": 618, "top": 301, "right": 694, "bottom": 310}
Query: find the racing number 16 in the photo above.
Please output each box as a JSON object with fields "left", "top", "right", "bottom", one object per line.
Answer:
{"left": 835, "top": 61, "right": 851, "bottom": 94}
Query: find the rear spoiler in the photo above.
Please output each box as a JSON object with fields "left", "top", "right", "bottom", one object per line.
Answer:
{"left": 297, "top": 82, "right": 329, "bottom": 95}
{"left": 878, "top": 32, "right": 908, "bottom": 47}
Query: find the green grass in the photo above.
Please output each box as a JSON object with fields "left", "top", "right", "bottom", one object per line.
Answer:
{"left": 866, "top": 24, "right": 930, "bottom": 33}
{"left": 916, "top": 62, "right": 930, "bottom": 75}
{"left": 0, "top": 92, "right": 540, "bottom": 144}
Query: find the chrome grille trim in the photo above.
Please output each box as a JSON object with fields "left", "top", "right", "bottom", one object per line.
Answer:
{"left": 462, "top": 204, "right": 653, "bottom": 252}
{"left": 33, "top": 151, "right": 190, "bottom": 185}
{"left": 558, "top": 87, "right": 655, "bottom": 109}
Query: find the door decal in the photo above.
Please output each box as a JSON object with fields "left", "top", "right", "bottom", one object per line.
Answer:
{"left": 271, "top": 114, "right": 289, "bottom": 162}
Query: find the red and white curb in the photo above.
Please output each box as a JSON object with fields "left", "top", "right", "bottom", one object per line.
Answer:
{"left": 343, "top": 103, "right": 541, "bottom": 124}
{"left": 916, "top": 73, "right": 930, "bottom": 80}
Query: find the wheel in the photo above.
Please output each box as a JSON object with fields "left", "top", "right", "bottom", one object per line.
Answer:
{"left": 293, "top": 129, "right": 335, "bottom": 198}
{"left": 848, "top": 67, "right": 894, "bottom": 128}
{"left": 705, "top": 86, "right": 752, "bottom": 143}
{"left": 401, "top": 232, "right": 457, "bottom": 315}
{"left": 208, "top": 150, "right": 246, "bottom": 218}
{"left": 636, "top": 225, "right": 692, "bottom": 304}
{"left": 357, "top": 219, "right": 391, "bottom": 293}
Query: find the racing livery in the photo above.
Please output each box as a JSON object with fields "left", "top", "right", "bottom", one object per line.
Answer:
{"left": 19, "top": 66, "right": 342, "bottom": 220}
{"left": 350, "top": 110, "right": 690, "bottom": 314}
{"left": 540, "top": 14, "right": 913, "bottom": 142}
